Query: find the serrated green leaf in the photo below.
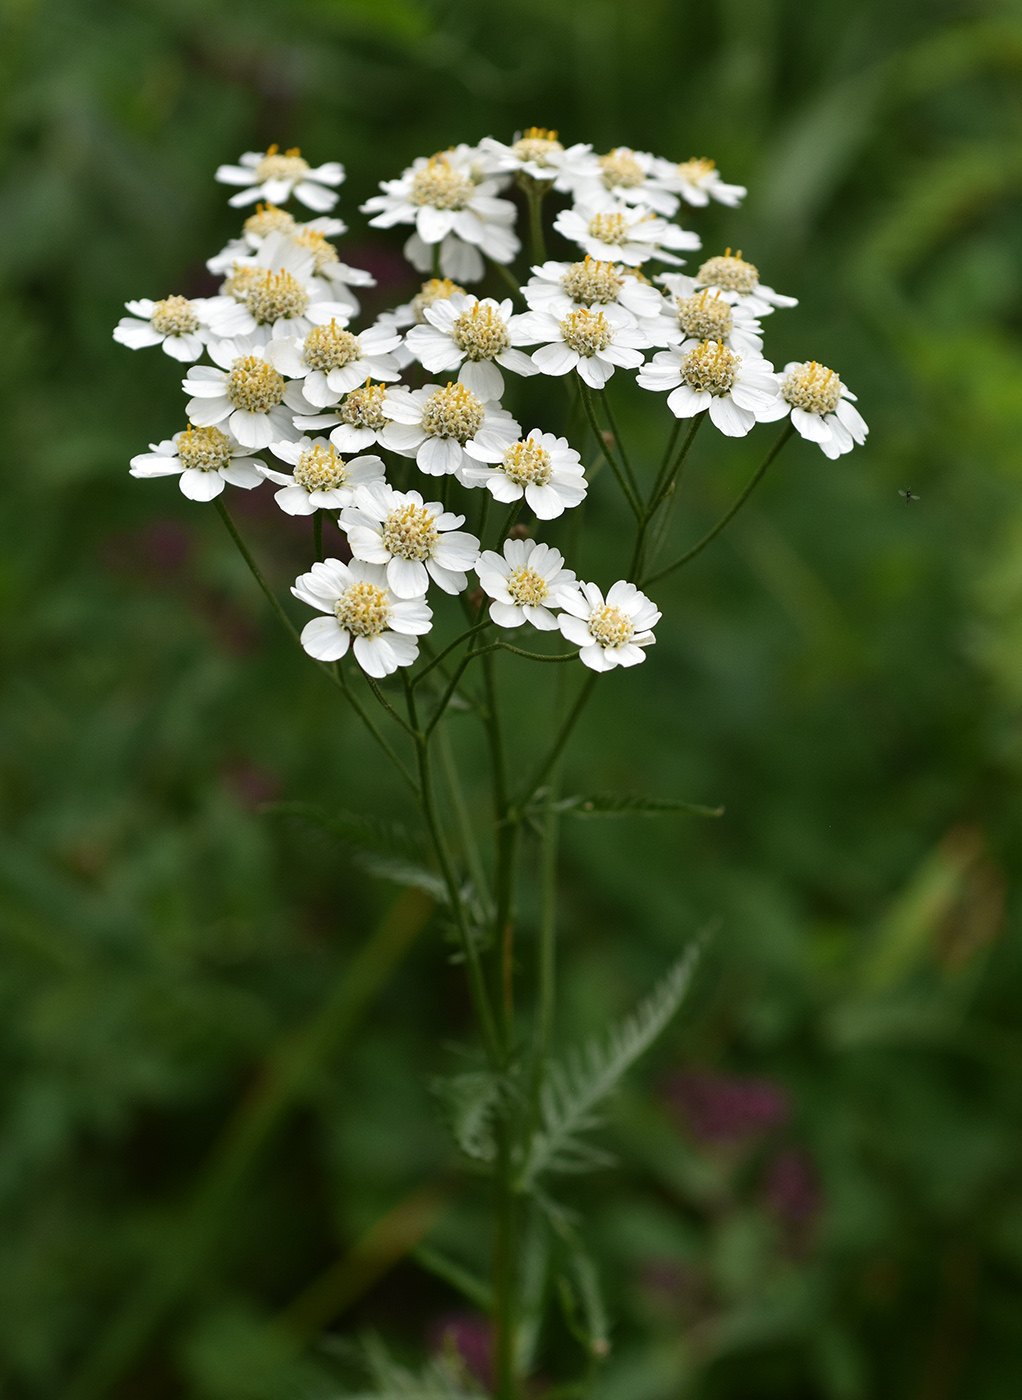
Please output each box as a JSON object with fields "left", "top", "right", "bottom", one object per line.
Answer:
{"left": 432, "top": 1071, "right": 500, "bottom": 1162}
{"left": 265, "top": 803, "right": 447, "bottom": 902}
{"left": 550, "top": 794, "right": 724, "bottom": 819}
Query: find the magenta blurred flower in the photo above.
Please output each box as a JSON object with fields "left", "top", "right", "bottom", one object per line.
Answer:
{"left": 663, "top": 1068, "right": 790, "bottom": 1143}
{"left": 428, "top": 1311, "right": 493, "bottom": 1389}
{"left": 764, "top": 1145, "right": 821, "bottom": 1230}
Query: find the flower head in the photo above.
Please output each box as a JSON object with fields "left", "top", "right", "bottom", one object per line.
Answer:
{"left": 475, "top": 539, "right": 579, "bottom": 631}
{"left": 113, "top": 296, "right": 210, "bottom": 362}
{"left": 517, "top": 303, "right": 650, "bottom": 389}
{"left": 567, "top": 146, "right": 681, "bottom": 216}
{"left": 129, "top": 425, "right": 264, "bottom": 502}
{"left": 292, "top": 558, "right": 432, "bottom": 676}
{"left": 340, "top": 483, "right": 480, "bottom": 597}
{"left": 405, "top": 293, "right": 539, "bottom": 399}
{"left": 650, "top": 156, "right": 746, "bottom": 209}
{"left": 258, "top": 436, "right": 385, "bottom": 515}
{"left": 463, "top": 430, "right": 588, "bottom": 520}
{"left": 479, "top": 129, "right": 598, "bottom": 191}
{"left": 637, "top": 339, "right": 780, "bottom": 437}
{"left": 558, "top": 580, "right": 660, "bottom": 671}
{"left": 381, "top": 382, "right": 519, "bottom": 479}
{"left": 215, "top": 146, "right": 345, "bottom": 211}
{"left": 553, "top": 202, "right": 699, "bottom": 267}
{"left": 263, "top": 318, "right": 402, "bottom": 407}
{"left": 523, "top": 257, "right": 667, "bottom": 324}
{"left": 659, "top": 252, "right": 797, "bottom": 317}
{"left": 182, "top": 343, "right": 308, "bottom": 450}
{"left": 759, "top": 360, "right": 869, "bottom": 458}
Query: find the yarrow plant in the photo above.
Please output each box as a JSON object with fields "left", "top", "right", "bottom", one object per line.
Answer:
{"left": 115, "top": 131, "right": 867, "bottom": 1399}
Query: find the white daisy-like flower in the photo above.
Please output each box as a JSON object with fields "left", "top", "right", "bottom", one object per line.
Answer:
{"left": 557, "top": 580, "right": 660, "bottom": 672}
{"left": 636, "top": 339, "right": 781, "bottom": 437}
{"left": 649, "top": 156, "right": 746, "bottom": 208}
{"left": 292, "top": 380, "right": 396, "bottom": 453}
{"left": 758, "top": 361, "right": 869, "bottom": 459}
{"left": 380, "top": 382, "right": 520, "bottom": 479}
{"left": 339, "top": 483, "right": 480, "bottom": 597}
{"left": 215, "top": 146, "right": 345, "bottom": 211}
{"left": 404, "top": 293, "right": 538, "bottom": 399}
{"left": 568, "top": 147, "right": 680, "bottom": 216}
{"left": 463, "top": 429, "right": 587, "bottom": 520}
{"left": 372, "top": 278, "right": 469, "bottom": 372}
{"left": 650, "top": 285, "right": 764, "bottom": 356}
{"left": 203, "top": 233, "right": 352, "bottom": 346}
{"left": 475, "top": 540, "right": 579, "bottom": 632}
{"left": 208, "top": 213, "right": 375, "bottom": 318}
{"left": 113, "top": 296, "right": 210, "bottom": 362}
{"left": 478, "top": 128, "right": 598, "bottom": 191}
{"left": 523, "top": 257, "right": 667, "bottom": 323}
{"left": 258, "top": 437, "right": 385, "bottom": 515}
{"left": 517, "top": 304, "right": 649, "bottom": 389}
{"left": 182, "top": 342, "right": 307, "bottom": 451}
{"left": 362, "top": 151, "right": 520, "bottom": 276}
{"left": 553, "top": 202, "right": 699, "bottom": 267}
{"left": 263, "top": 319, "right": 402, "bottom": 408}
{"left": 292, "top": 558, "right": 432, "bottom": 677}
{"left": 129, "top": 425, "right": 264, "bottom": 502}
{"left": 658, "top": 252, "right": 796, "bottom": 317}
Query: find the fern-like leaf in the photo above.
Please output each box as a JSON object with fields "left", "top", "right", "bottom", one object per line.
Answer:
{"left": 519, "top": 943, "right": 703, "bottom": 1188}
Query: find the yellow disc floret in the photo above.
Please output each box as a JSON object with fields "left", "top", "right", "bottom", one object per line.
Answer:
{"left": 175, "top": 425, "right": 232, "bottom": 473}
{"left": 599, "top": 148, "right": 646, "bottom": 190}
{"left": 588, "top": 604, "right": 635, "bottom": 649}
{"left": 559, "top": 308, "right": 614, "bottom": 357}
{"left": 243, "top": 203, "right": 296, "bottom": 239}
{"left": 245, "top": 270, "right": 310, "bottom": 325}
{"left": 696, "top": 250, "right": 759, "bottom": 295}
{"left": 293, "top": 444, "right": 349, "bottom": 492}
{"left": 781, "top": 361, "right": 842, "bottom": 416}
{"left": 254, "top": 145, "right": 309, "bottom": 184}
{"left": 340, "top": 382, "right": 389, "bottom": 430}
{"left": 334, "top": 580, "right": 392, "bottom": 638}
{"left": 678, "top": 340, "right": 740, "bottom": 396}
{"left": 381, "top": 504, "right": 440, "bottom": 562}
{"left": 560, "top": 257, "right": 624, "bottom": 305}
{"left": 409, "top": 155, "right": 474, "bottom": 211}
{"left": 452, "top": 302, "right": 511, "bottom": 361}
{"left": 150, "top": 296, "right": 200, "bottom": 337}
{"left": 420, "top": 383, "right": 486, "bottom": 442}
{"left": 507, "top": 566, "right": 549, "bottom": 608}
{"left": 676, "top": 157, "right": 716, "bottom": 184}
{"left": 512, "top": 127, "right": 564, "bottom": 166}
{"left": 501, "top": 440, "right": 553, "bottom": 487}
{"left": 303, "top": 321, "right": 362, "bottom": 371}
{"left": 587, "top": 212, "right": 629, "bottom": 246}
{"left": 223, "top": 264, "right": 261, "bottom": 302}
{"left": 675, "top": 290, "right": 734, "bottom": 342}
{"left": 412, "top": 278, "right": 466, "bottom": 323}
{"left": 226, "top": 356, "right": 286, "bottom": 412}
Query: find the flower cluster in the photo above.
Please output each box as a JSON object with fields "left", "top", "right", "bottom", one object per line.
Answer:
{"left": 117, "top": 132, "right": 868, "bottom": 679}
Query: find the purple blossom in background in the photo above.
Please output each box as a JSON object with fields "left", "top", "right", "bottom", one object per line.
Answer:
{"left": 428, "top": 1312, "right": 493, "bottom": 1390}
{"left": 763, "top": 1145, "right": 822, "bottom": 1247}
{"left": 663, "top": 1068, "right": 790, "bottom": 1143}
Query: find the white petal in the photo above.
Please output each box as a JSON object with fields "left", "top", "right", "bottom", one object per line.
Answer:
{"left": 178, "top": 469, "right": 225, "bottom": 501}
{"left": 301, "top": 616, "right": 350, "bottom": 661}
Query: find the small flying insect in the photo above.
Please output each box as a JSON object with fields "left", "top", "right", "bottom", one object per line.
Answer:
{"left": 899, "top": 488, "right": 920, "bottom": 504}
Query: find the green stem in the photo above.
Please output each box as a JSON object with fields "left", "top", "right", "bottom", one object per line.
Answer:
{"left": 435, "top": 724, "right": 493, "bottom": 923}
{"left": 335, "top": 665, "right": 418, "bottom": 795}
{"left": 496, "top": 501, "right": 524, "bottom": 548}
{"left": 364, "top": 674, "right": 417, "bottom": 737}
{"left": 515, "top": 672, "right": 599, "bottom": 814}
{"left": 215, "top": 498, "right": 301, "bottom": 644}
{"left": 313, "top": 511, "right": 323, "bottom": 563}
{"left": 493, "top": 1119, "right": 518, "bottom": 1400}
{"left": 524, "top": 181, "right": 548, "bottom": 263}
{"left": 629, "top": 412, "right": 705, "bottom": 578}
{"left": 599, "top": 386, "right": 639, "bottom": 500}
{"left": 642, "top": 421, "right": 796, "bottom": 588}
{"left": 412, "top": 619, "right": 492, "bottom": 688}
{"left": 431, "top": 242, "right": 442, "bottom": 277}
{"left": 577, "top": 377, "right": 640, "bottom": 520}
{"left": 489, "top": 257, "right": 525, "bottom": 304}
{"left": 494, "top": 644, "right": 579, "bottom": 662}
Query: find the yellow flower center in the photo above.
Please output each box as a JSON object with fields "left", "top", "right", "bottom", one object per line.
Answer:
{"left": 676, "top": 157, "right": 716, "bottom": 184}
{"left": 293, "top": 444, "right": 349, "bottom": 492}
{"left": 226, "top": 356, "right": 286, "bottom": 412}
{"left": 507, "top": 566, "right": 549, "bottom": 608}
{"left": 245, "top": 270, "right": 310, "bottom": 325}
{"left": 452, "top": 302, "right": 511, "bottom": 361}
{"left": 512, "top": 127, "right": 563, "bottom": 166}
{"left": 781, "top": 361, "right": 842, "bottom": 415}
{"left": 675, "top": 290, "right": 734, "bottom": 342}
{"left": 599, "top": 148, "right": 646, "bottom": 190}
{"left": 243, "top": 203, "right": 296, "bottom": 239}
{"left": 559, "top": 308, "right": 614, "bottom": 357}
{"left": 587, "top": 212, "right": 629, "bottom": 246}
{"left": 412, "top": 278, "right": 467, "bottom": 323}
{"left": 340, "top": 382, "right": 388, "bottom": 430}
{"left": 421, "top": 383, "right": 486, "bottom": 442}
{"left": 150, "top": 296, "right": 199, "bottom": 337}
{"left": 303, "top": 321, "right": 362, "bottom": 371}
{"left": 223, "top": 264, "right": 260, "bottom": 302}
{"left": 381, "top": 504, "right": 440, "bottom": 562}
{"left": 175, "top": 425, "right": 232, "bottom": 472}
{"left": 588, "top": 604, "right": 634, "bottom": 649}
{"left": 294, "top": 227, "right": 339, "bottom": 273}
{"left": 696, "top": 250, "right": 759, "bottom": 295}
{"left": 678, "top": 340, "right": 739, "bottom": 396}
{"left": 334, "top": 580, "right": 391, "bottom": 638}
{"left": 409, "top": 156, "right": 474, "bottom": 210}
{"left": 254, "top": 146, "right": 309, "bottom": 184}
{"left": 560, "top": 256, "right": 624, "bottom": 305}
{"left": 501, "top": 440, "right": 553, "bottom": 487}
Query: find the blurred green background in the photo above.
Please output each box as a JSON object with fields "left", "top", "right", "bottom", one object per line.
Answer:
{"left": 3, "top": 0, "right": 1022, "bottom": 1396}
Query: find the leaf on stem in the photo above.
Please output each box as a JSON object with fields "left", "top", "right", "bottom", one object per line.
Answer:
{"left": 432, "top": 1070, "right": 501, "bottom": 1162}
{"left": 547, "top": 793, "right": 725, "bottom": 819}
{"left": 518, "top": 944, "right": 704, "bottom": 1188}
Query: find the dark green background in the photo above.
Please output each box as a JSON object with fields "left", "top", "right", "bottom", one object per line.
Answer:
{"left": 3, "top": 0, "right": 1022, "bottom": 1395}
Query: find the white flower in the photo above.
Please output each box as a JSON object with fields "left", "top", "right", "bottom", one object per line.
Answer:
{"left": 203, "top": 233, "right": 353, "bottom": 346}
{"left": 478, "top": 129, "right": 598, "bottom": 191}
{"left": 568, "top": 147, "right": 680, "bottom": 216}
{"left": 649, "top": 156, "right": 746, "bottom": 208}
{"left": 258, "top": 437, "right": 385, "bottom": 515}
{"left": 129, "top": 425, "right": 264, "bottom": 502}
{"left": 636, "top": 339, "right": 780, "bottom": 437}
{"left": 292, "top": 380, "right": 396, "bottom": 452}
{"left": 403, "top": 232, "right": 491, "bottom": 284}
{"left": 404, "top": 293, "right": 538, "bottom": 399}
{"left": 263, "top": 319, "right": 402, "bottom": 407}
{"left": 658, "top": 252, "right": 796, "bottom": 317}
{"left": 517, "top": 304, "right": 649, "bottom": 389}
{"left": 523, "top": 257, "right": 667, "bottom": 323}
{"left": 207, "top": 212, "right": 375, "bottom": 317}
{"left": 362, "top": 151, "right": 520, "bottom": 279}
{"left": 650, "top": 285, "right": 764, "bottom": 356}
{"left": 463, "top": 429, "right": 587, "bottom": 520}
{"left": 380, "top": 382, "right": 519, "bottom": 479}
{"left": 553, "top": 202, "right": 699, "bottom": 267}
{"left": 292, "top": 558, "right": 432, "bottom": 677}
{"left": 113, "top": 296, "right": 210, "bottom": 362}
{"left": 558, "top": 580, "right": 660, "bottom": 672}
{"left": 759, "top": 361, "right": 869, "bottom": 459}
{"left": 215, "top": 146, "right": 345, "bottom": 211}
{"left": 475, "top": 539, "right": 579, "bottom": 631}
{"left": 340, "top": 483, "right": 480, "bottom": 597}
{"left": 182, "top": 342, "right": 307, "bottom": 451}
